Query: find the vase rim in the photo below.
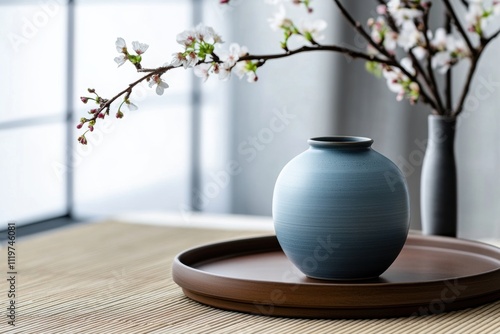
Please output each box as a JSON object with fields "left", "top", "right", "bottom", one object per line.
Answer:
{"left": 429, "top": 114, "right": 456, "bottom": 120}
{"left": 308, "top": 136, "right": 373, "bottom": 148}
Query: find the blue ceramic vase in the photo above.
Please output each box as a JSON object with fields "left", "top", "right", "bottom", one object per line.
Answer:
{"left": 272, "top": 136, "right": 410, "bottom": 280}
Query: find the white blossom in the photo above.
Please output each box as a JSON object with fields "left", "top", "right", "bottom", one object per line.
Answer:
{"left": 132, "top": 41, "right": 149, "bottom": 55}
{"left": 368, "top": 17, "right": 398, "bottom": 52}
{"left": 268, "top": 5, "right": 293, "bottom": 31}
{"left": 412, "top": 46, "right": 427, "bottom": 60}
{"left": 176, "top": 29, "right": 197, "bottom": 47}
{"left": 171, "top": 52, "right": 187, "bottom": 68}
{"left": 397, "top": 21, "right": 422, "bottom": 51}
{"left": 494, "top": 1, "right": 500, "bottom": 15}
{"left": 219, "top": 43, "right": 247, "bottom": 66}
{"left": 400, "top": 57, "right": 415, "bottom": 75}
{"left": 125, "top": 100, "right": 138, "bottom": 111}
{"left": 218, "top": 62, "right": 233, "bottom": 81}
{"left": 115, "top": 37, "right": 127, "bottom": 53}
{"left": 148, "top": 74, "right": 169, "bottom": 95}
{"left": 387, "top": 0, "right": 423, "bottom": 26}
{"left": 195, "top": 24, "right": 223, "bottom": 44}
{"left": 299, "top": 18, "right": 328, "bottom": 42}
{"left": 244, "top": 70, "right": 258, "bottom": 83}
{"left": 431, "top": 28, "right": 448, "bottom": 50}
{"left": 464, "top": 0, "right": 500, "bottom": 33}
{"left": 171, "top": 52, "right": 197, "bottom": 69}
{"left": 216, "top": 43, "right": 250, "bottom": 81}
{"left": 193, "top": 63, "right": 212, "bottom": 82}
{"left": 383, "top": 67, "right": 405, "bottom": 95}
{"left": 114, "top": 37, "right": 127, "bottom": 67}
{"left": 234, "top": 62, "right": 257, "bottom": 82}
{"left": 114, "top": 54, "right": 126, "bottom": 67}
{"left": 431, "top": 51, "right": 452, "bottom": 73}
{"left": 466, "top": 0, "right": 485, "bottom": 32}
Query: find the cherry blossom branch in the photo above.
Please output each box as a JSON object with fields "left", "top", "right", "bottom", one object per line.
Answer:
{"left": 484, "top": 27, "right": 500, "bottom": 45}
{"left": 445, "top": 13, "right": 453, "bottom": 113}
{"left": 442, "top": 0, "right": 477, "bottom": 57}
{"left": 453, "top": 58, "right": 478, "bottom": 117}
{"left": 407, "top": 51, "right": 438, "bottom": 111}
{"left": 238, "top": 45, "right": 395, "bottom": 65}
{"left": 333, "top": 0, "right": 438, "bottom": 110}
{"left": 78, "top": 42, "right": 397, "bottom": 143}
{"left": 77, "top": 0, "right": 500, "bottom": 143}
{"left": 333, "top": 0, "right": 390, "bottom": 59}
{"left": 77, "top": 65, "right": 174, "bottom": 144}
{"left": 459, "top": 0, "right": 469, "bottom": 9}
{"left": 451, "top": 31, "right": 500, "bottom": 117}
{"left": 89, "top": 66, "right": 171, "bottom": 119}
{"left": 449, "top": 5, "right": 500, "bottom": 117}
{"left": 376, "top": 0, "right": 439, "bottom": 110}
{"left": 422, "top": 5, "right": 445, "bottom": 115}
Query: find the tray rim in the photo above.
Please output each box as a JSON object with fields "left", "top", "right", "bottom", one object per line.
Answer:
{"left": 172, "top": 233, "right": 500, "bottom": 318}
{"left": 176, "top": 234, "right": 500, "bottom": 284}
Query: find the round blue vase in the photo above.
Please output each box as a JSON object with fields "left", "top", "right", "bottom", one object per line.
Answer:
{"left": 272, "top": 136, "right": 410, "bottom": 280}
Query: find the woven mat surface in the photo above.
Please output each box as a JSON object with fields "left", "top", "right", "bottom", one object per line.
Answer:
{"left": 1, "top": 221, "right": 499, "bottom": 334}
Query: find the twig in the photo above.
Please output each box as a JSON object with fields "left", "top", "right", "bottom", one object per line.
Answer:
{"left": 452, "top": 19, "right": 500, "bottom": 117}
{"left": 333, "top": 0, "right": 437, "bottom": 110}
{"left": 239, "top": 45, "right": 395, "bottom": 65}
{"left": 445, "top": 13, "right": 452, "bottom": 114}
{"left": 442, "top": 0, "right": 477, "bottom": 57}
{"left": 87, "top": 66, "right": 172, "bottom": 122}
{"left": 407, "top": 51, "right": 437, "bottom": 110}
{"left": 333, "top": 0, "right": 391, "bottom": 59}
{"left": 452, "top": 57, "right": 478, "bottom": 117}
{"left": 484, "top": 27, "right": 500, "bottom": 45}
{"left": 422, "top": 6, "right": 445, "bottom": 114}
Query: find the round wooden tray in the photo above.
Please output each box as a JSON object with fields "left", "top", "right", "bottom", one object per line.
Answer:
{"left": 172, "top": 234, "right": 500, "bottom": 319}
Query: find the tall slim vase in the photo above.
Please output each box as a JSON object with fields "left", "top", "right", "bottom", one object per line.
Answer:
{"left": 420, "top": 115, "right": 457, "bottom": 237}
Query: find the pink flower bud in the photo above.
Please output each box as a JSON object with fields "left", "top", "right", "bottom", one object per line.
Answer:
{"left": 89, "top": 109, "right": 98, "bottom": 114}
{"left": 98, "top": 113, "right": 105, "bottom": 119}
{"left": 376, "top": 5, "right": 386, "bottom": 15}
{"left": 80, "top": 97, "right": 88, "bottom": 104}
{"left": 76, "top": 123, "right": 83, "bottom": 129}
{"left": 89, "top": 125, "right": 94, "bottom": 132}
{"left": 88, "top": 88, "right": 95, "bottom": 93}
{"left": 78, "top": 136, "right": 88, "bottom": 145}
{"left": 116, "top": 111, "right": 124, "bottom": 119}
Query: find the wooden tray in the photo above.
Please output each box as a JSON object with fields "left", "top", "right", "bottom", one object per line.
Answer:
{"left": 172, "top": 234, "right": 500, "bottom": 319}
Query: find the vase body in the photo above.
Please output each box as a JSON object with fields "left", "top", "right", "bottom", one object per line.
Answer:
{"left": 272, "top": 136, "right": 410, "bottom": 280}
{"left": 421, "top": 115, "right": 457, "bottom": 237}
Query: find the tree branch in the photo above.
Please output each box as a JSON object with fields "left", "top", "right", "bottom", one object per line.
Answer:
{"left": 459, "top": 0, "right": 469, "bottom": 9}
{"left": 333, "top": 0, "right": 437, "bottom": 110}
{"left": 484, "top": 27, "right": 500, "bottom": 45}
{"left": 407, "top": 51, "right": 438, "bottom": 111}
{"left": 86, "top": 66, "right": 173, "bottom": 122}
{"left": 452, "top": 57, "right": 478, "bottom": 117}
{"left": 422, "top": 6, "right": 445, "bottom": 114}
{"left": 239, "top": 45, "right": 394, "bottom": 65}
{"left": 442, "top": 0, "right": 477, "bottom": 57}
{"left": 445, "top": 12, "right": 452, "bottom": 113}
{"left": 333, "top": 0, "right": 391, "bottom": 59}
